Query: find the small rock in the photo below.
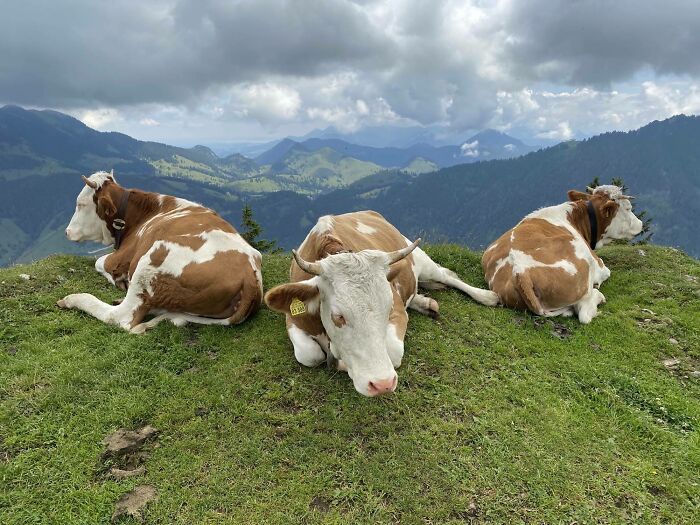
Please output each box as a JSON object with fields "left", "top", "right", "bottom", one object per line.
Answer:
{"left": 638, "top": 249, "right": 646, "bottom": 256}
{"left": 111, "top": 485, "right": 157, "bottom": 523}
{"left": 669, "top": 338, "right": 679, "bottom": 345}
{"left": 19, "top": 274, "right": 30, "bottom": 281}
{"left": 102, "top": 425, "right": 158, "bottom": 460}
{"left": 68, "top": 268, "right": 76, "bottom": 273}
{"left": 109, "top": 466, "right": 145, "bottom": 479}
{"left": 640, "top": 308, "right": 656, "bottom": 316}
{"left": 690, "top": 371, "right": 700, "bottom": 378}
{"left": 663, "top": 358, "right": 681, "bottom": 369}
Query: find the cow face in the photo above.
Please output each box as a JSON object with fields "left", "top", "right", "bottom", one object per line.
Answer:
{"left": 65, "top": 171, "right": 116, "bottom": 245}
{"left": 591, "top": 185, "right": 643, "bottom": 246}
{"left": 266, "top": 241, "right": 420, "bottom": 397}
{"left": 569, "top": 185, "right": 643, "bottom": 247}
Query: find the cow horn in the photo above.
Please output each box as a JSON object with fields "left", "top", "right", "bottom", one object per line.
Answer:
{"left": 292, "top": 249, "right": 322, "bottom": 276}
{"left": 81, "top": 175, "right": 97, "bottom": 189}
{"left": 586, "top": 186, "right": 596, "bottom": 194}
{"left": 386, "top": 238, "right": 421, "bottom": 265}
{"left": 621, "top": 194, "right": 635, "bottom": 200}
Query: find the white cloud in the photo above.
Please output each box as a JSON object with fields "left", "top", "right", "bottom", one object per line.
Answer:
{"left": 139, "top": 118, "right": 160, "bottom": 126}
{"left": 460, "top": 140, "right": 479, "bottom": 157}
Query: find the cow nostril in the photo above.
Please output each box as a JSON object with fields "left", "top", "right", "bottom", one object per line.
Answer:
{"left": 368, "top": 375, "right": 398, "bottom": 396}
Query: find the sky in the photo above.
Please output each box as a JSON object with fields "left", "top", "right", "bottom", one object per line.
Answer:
{"left": 2, "top": 0, "right": 700, "bottom": 146}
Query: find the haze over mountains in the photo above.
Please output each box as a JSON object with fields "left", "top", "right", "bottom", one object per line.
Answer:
{"left": 0, "top": 104, "right": 699, "bottom": 266}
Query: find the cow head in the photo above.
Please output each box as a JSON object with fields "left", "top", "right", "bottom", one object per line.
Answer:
{"left": 265, "top": 239, "right": 421, "bottom": 397}
{"left": 65, "top": 170, "right": 118, "bottom": 245}
{"left": 568, "top": 184, "right": 643, "bottom": 247}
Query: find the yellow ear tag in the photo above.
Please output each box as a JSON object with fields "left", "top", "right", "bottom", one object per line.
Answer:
{"left": 290, "top": 297, "right": 306, "bottom": 316}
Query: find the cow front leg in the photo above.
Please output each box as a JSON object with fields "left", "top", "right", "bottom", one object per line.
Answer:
{"left": 574, "top": 288, "right": 606, "bottom": 324}
{"left": 287, "top": 324, "right": 326, "bottom": 367}
{"left": 408, "top": 293, "right": 439, "bottom": 318}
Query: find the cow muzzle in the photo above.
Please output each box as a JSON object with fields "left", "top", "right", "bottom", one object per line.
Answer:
{"left": 366, "top": 374, "right": 398, "bottom": 397}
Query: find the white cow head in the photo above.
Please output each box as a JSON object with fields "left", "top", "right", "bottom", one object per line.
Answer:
{"left": 591, "top": 185, "right": 643, "bottom": 246}
{"left": 266, "top": 240, "right": 420, "bottom": 397}
{"left": 65, "top": 171, "right": 117, "bottom": 245}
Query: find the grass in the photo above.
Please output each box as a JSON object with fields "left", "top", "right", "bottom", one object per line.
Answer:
{"left": 1, "top": 244, "right": 699, "bottom": 524}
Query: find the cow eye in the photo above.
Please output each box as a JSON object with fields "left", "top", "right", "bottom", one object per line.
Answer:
{"left": 331, "top": 313, "right": 346, "bottom": 328}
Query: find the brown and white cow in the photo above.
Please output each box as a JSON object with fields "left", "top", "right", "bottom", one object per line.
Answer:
{"left": 482, "top": 185, "right": 643, "bottom": 324}
{"left": 58, "top": 170, "right": 262, "bottom": 332}
{"left": 264, "top": 210, "right": 498, "bottom": 397}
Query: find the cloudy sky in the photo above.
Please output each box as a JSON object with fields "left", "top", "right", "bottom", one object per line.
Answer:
{"left": 2, "top": 0, "right": 700, "bottom": 146}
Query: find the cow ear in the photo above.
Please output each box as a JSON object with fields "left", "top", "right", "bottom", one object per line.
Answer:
{"left": 568, "top": 190, "right": 590, "bottom": 201}
{"left": 96, "top": 194, "right": 116, "bottom": 217}
{"left": 386, "top": 261, "right": 403, "bottom": 282}
{"left": 265, "top": 280, "right": 319, "bottom": 315}
{"left": 602, "top": 200, "right": 619, "bottom": 218}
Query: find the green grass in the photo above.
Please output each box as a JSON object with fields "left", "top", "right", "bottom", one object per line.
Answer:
{"left": 1, "top": 244, "right": 699, "bottom": 524}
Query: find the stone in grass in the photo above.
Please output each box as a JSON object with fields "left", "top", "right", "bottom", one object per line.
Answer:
{"left": 109, "top": 466, "right": 145, "bottom": 479}
{"left": 663, "top": 358, "right": 681, "bottom": 369}
{"left": 669, "top": 338, "right": 679, "bottom": 345}
{"left": 19, "top": 274, "right": 30, "bottom": 280}
{"left": 111, "top": 485, "right": 157, "bottom": 523}
{"left": 102, "top": 425, "right": 158, "bottom": 460}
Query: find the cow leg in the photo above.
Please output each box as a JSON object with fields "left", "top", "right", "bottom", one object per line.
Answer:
{"left": 288, "top": 323, "right": 325, "bottom": 367}
{"left": 574, "top": 288, "right": 606, "bottom": 324}
{"left": 408, "top": 293, "right": 439, "bottom": 318}
{"left": 543, "top": 306, "right": 575, "bottom": 317}
{"left": 95, "top": 254, "right": 116, "bottom": 285}
{"left": 411, "top": 246, "right": 499, "bottom": 306}
{"left": 386, "top": 293, "right": 408, "bottom": 368}
{"left": 56, "top": 288, "right": 148, "bottom": 331}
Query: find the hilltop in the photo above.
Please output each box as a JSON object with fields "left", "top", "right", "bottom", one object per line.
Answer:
{"left": 1, "top": 244, "right": 699, "bottom": 524}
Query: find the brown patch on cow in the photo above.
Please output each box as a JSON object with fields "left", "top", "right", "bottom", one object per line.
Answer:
{"left": 148, "top": 245, "right": 169, "bottom": 267}
{"left": 331, "top": 313, "right": 346, "bottom": 327}
{"left": 265, "top": 281, "right": 319, "bottom": 314}
{"left": 171, "top": 234, "right": 207, "bottom": 251}
{"left": 567, "top": 192, "right": 618, "bottom": 247}
{"left": 111, "top": 485, "right": 157, "bottom": 523}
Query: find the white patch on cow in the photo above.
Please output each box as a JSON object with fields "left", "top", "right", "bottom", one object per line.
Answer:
{"left": 489, "top": 257, "right": 509, "bottom": 286}
{"left": 288, "top": 324, "right": 326, "bottom": 367}
{"left": 385, "top": 323, "right": 404, "bottom": 368}
{"left": 510, "top": 249, "right": 577, "bottom": 276}
{"left": 484, "top": 241, "right": 499, "bottom": 253}
{"left": 356, "top": 221, "right": 377, "bottom": 235}
{"left": 95, "top": 254, "right": 115, "bottom": 285}
{"left": 597, "top": 198, "right": 643, "bottom": 247}
{"left": 510, "top": 230, "right": 516, "bottom": 242}
{"left": 312, "top": 215, "right": 335, "bottom": 235}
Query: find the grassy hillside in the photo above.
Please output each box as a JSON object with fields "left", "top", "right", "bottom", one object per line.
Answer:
{"left": 1, "top": 245, "right": 699, "bottom": 524}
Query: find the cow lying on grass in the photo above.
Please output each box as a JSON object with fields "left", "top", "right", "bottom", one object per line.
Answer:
{"left": 58, "top": 171, "right": 262, "bottom": 332}
{"left": 265, "top": 210, "right": 498, "bottom": 397}
{"left": 482, "top": 185, "right": 643, "bottom": 323}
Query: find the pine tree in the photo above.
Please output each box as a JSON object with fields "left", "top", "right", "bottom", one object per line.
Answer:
{"left": 240, "top": 203, "right": 280, "bottom": 253}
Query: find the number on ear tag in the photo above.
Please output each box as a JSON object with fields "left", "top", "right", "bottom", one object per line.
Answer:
{"left": 290, "top": 298, "right": 306, "bottom": 316}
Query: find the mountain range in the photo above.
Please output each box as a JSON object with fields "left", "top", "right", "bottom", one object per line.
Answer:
{"left": 0, "top": 105, "right": 699, "bottom": 266}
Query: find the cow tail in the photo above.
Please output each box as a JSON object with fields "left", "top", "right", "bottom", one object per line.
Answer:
{"left": 228, "top": 280, "right": 262, "bottom": 325}
{"left": 515, "top": 271, "right": 544, "bottom": 315}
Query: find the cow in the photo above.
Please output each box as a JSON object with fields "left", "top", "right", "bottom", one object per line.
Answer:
{"left": 264, "top": 210, "right": 499, "bottom": 397}
{"left": 482, "top": 185, "right": 643, "bottom": 324}
{"left": 58, "top": 170, "right": 263, "bottom": 333}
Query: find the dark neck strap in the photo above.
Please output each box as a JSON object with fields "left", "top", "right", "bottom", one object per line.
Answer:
{"left": 113, "top": 190, "right": 130, "bottom": 249}
{"left": 587, "top": 200, "right": 598, "bottom": 250}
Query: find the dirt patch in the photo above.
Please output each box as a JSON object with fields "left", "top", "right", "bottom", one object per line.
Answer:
{"left": 111, "top": 485, "right": 158, "bottom": 523}
{"left": 309, "top": 496, "right": 331, "bottom": 513}
{"left": 100, "top": 425, "right": 158, "bottom": 478}
{"left": 6, "top": 346, "right": 17, "bottom": 355}
{"left": 550, "top": 322, "right": 573, "bottom": 339}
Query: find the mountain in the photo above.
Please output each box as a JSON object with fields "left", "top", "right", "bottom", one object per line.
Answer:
{"left": 254, "top": 131, "right": 535, "bottom": 171}
{"left": 237, "top": 115, "right": 700, "bottom": 257}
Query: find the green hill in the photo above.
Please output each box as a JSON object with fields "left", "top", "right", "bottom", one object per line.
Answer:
{"left": 2, "top": 245, "right": 699, "bottom": 524}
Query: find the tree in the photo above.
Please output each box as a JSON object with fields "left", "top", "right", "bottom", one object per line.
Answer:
{"left": 587, "top": 177, "right": 653, "bottom": 244}
{"left": 240, "top": 203, "right": 280, "bottom": 253}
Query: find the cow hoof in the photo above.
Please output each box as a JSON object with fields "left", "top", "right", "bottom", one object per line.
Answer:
{"left": 112, "top": 298, "right": 124, "bottom": 306}
{"left": 428, "top": 299, "right": 440, "bottom": 319}
{"left": 56, "top": 299, "right": 67, "bottom": 309}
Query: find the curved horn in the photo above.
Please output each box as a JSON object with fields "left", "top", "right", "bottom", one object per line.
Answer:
{"left": 386, "top": 238, "right": 421, "bottom": 265}
{"left": 292, "top": 249, "right": 322, "bottom": 276}
{"left": 586, "top": 186, "right": 596, "bottom": 194}
{"left": 81, "top": 175, "right": 97, "bottom": 189}
{"left": 620, "top": 194, "right": 635, "bottom": 200}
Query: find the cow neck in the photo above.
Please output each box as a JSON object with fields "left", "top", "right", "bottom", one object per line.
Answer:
{"left": 586, "top": 200, "right": 598, "bottom": 250}
{"left": 109, "top": 187, "right": 160, "bottom": 250}
{"left": 112, "top": 190, "right": 130, "bottom": 249}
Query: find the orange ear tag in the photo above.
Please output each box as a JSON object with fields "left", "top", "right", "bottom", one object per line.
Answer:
{"left": 290, "top": 298, "right": 306, "bottom": 316}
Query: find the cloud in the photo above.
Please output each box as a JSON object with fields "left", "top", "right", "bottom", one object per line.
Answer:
{"left": 2, "top": 1, "right": 700, "bottom": 142}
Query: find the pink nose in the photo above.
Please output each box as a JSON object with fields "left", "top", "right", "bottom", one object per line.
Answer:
{"left": 367, "top": 375, "right": 398, "bottom": 396}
